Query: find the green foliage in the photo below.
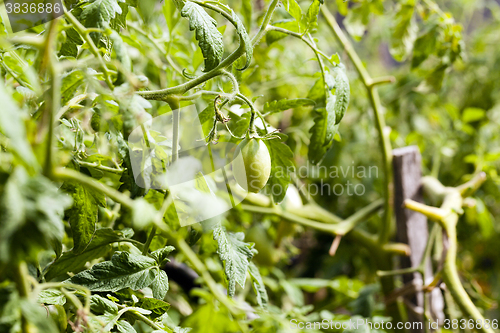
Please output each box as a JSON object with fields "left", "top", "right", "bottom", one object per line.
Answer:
{"left": 180, "top": 1, "right": 224, "bottom": 72}
{"left": 0, "top": 0, "right": 498, "bottom": 332}
{"left": 213, "top": 225, "right": 254, "bottom": 297}
{"left": 68, "top": 251, "right": 169, "bottom": 299}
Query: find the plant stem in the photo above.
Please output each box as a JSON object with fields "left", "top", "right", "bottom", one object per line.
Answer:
{"left": 42, "top": 18, "right": 60, "bottom": 179}
{"left": 64, "top": 10, "right": 114, "bottom": 89}
{"left": 321, "top": 7, "right": 394, "bottom": 244}
{"left": 53, "top": 167, "right": 134, "bottom": 209}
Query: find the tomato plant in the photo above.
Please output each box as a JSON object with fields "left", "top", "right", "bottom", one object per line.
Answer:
{"left": 0, "top": 0, "right": 499, "bottom": 332}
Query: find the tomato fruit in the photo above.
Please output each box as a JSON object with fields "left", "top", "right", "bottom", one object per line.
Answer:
{"left": 233, "top": 138, "right": 271, "bottom": 193}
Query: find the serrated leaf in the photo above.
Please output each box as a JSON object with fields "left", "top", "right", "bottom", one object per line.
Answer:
{"left": 81, "top": 0, "right": 123, "bottom": 28}
{"left": 68, "top": 251, "right": 169, "bottom": 300}
{"left": 266, "top": 19, "right": 298, "bottom": 45}
{"left": 263, "top": 98, "right": 315, "bottom": 114}
{"left": 181, "top": 1, "right": 224, "bottom": 72}
{"left": 231, "top": 11, "right": 253, "bottom": 71}
{"left": 248, "top": 262, "right": 268, "bottom": 309}
{"left": 332, "top": 64, "right": 350, "bottom": 125}
{"left": 213, "top": 225, "right": 254, "bottom": 297}
{"left": 390, "top": 0, "right": 417, "bottom": 61}
{"left": 302, "top": 0, "right": 322, "bottom": 33}
{"left": 44, "top": 228, "right": 132, "bottom": 281}
{"left": 61, "top": 180, "right": 106, "bottom": 254}
{"left": 266, "top": 134, "right": 295, "bottom": 203}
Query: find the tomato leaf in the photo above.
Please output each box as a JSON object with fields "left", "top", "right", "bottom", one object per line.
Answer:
{"left": 266, "top": 134, "right": 295, "bottom": 203}
{"left": 263, "top": 98, "right": 315, "bottom": 114}
{"left": 213, "top": 225, "right": 255, "bottom": 297}
{"left": 44, "top": 228, "right": 132, "bottom": 281}
{"left": 61, "top": 180, "right": 106, "bottom": 254}
{"left": 248, "top": 262, "right": 268, "bottom": 309}
{"left": 302, "top": 0, "right": 322, "bottom": 34}
{"left": 231, "top": 10, "right": 253, "bottom": 70}
{"left": 390, "top": 0, "right": 417, "bottom": 62}
{"left": 180, "top": 1, "right": 224, "bottom": 72}
{"left": 266, "top": 19, "right": 298, "bottom": 45}
{"left": 68, "top": 251, "right": 169, "bottom": 300}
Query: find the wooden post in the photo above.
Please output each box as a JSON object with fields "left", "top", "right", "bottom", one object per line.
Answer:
{"left": 393, "top": 146, "right": 444, "bottom": 331}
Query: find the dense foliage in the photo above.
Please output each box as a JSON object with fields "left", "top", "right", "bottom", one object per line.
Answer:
{"left": 0, "top": 0, "right": 499, "bottom": 332}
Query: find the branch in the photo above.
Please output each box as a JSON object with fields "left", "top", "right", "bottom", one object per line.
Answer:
{"left": 321, "top": 7, "right": 394, "bottom": 244}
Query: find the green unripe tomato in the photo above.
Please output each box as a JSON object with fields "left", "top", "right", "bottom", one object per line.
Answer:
{"left": 47, "top": 305, "right": 67, "bottom": 333}
{"left": 233, "top": 138, "right": 271, "bottom": 193}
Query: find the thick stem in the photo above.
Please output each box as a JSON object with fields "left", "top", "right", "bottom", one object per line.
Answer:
{"left": 442, "top": 224, "right": 494, "bottom": 333}
{"left": 42, "top": 18, "right": 60, "bottom": 179}
{"left": 321, "top": 7, "right": 394, "bottom": 244}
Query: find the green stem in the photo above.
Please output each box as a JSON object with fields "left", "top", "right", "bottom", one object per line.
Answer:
{"left": 53, "top": 167, "right": 134, "bottom": 209}
{"left": 42, "top": 18, "right": 61, "bottom": 179}
{"left": 64, "top": 10, "right": 114, "bottom": 89}
{"left": 442, "top": 224, "right": 493, "bottom": 333}
{"left": 139, "top": 0, "right": 280, "bottom": 101}
{"left": 321, "top": 7, "right": 394, "bottom": 244}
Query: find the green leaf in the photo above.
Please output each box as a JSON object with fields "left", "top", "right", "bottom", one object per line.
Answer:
{"left": 68, "top": 251, "right": 169, "bottom": 300}
{"left": 213, "top": 225, "right": 254, "bottom": 297}
{"left": 390, "top": 0, "right": 417, "bottom": 62}
{"left": 138, "top": 298, "right": 170, "bottom": 315}
{"left": 266, "top": 134, "right": 295, "bottom": 204}
{"left": 263, "top": 98, "right": 315, "bottom": 114}
{"left": 90, "top": 294, "right": 118, "bottom": 314}
{"left": 231, "top": 10, "right": 253, "bottom": 71}
{"left": 411, "top": 22, "right": 439, "bottom": 68}
{"left": 308, "top": 107, "right": 337, "bottom": 164}
{"left": 462, "top": 107, "right": 486, "bottom": 123}
{"left": 302, "top": 0, "right": 322, "bottom": 33}
{"left": 150, "top": 246, "right": 175, "bottom": 266}
{"left": 332, "top": 64, "right": 350, "bottom": 125}
{"left": 44, "top": 228, "right": 132, "bottom": 281}
{"left": 81, "top": 0, "right": 123, "bottom": 28}
{"left": 116, "top": 320, "right": 137, "bottom": 333}
{"left": 0, "top": 169, "right": 71, "bottom": 264}
{"left": 180, "top": 1, "right": 224, "bottom": 72}
{"left": 37, "top": 289, "right": 66, "bottom": 306}
{"left": 182, "top": 303, "right": 239, "bottom": 332}
{"left": 109, "top": 30, "right": 132, "bottom": 84}
{"left": 0, "top": 80, "right": 38, "bottom": 170}
{"left": 266, "top": 19, "right": 298, "bottom": 45}
{"left": 344, "top": 4, "right": 370, "bottom": 41}
{"left": 60, "top": 69, "right": 86, "bottom": 105}
{"left": 283, "top": 0, "right": 303, "bottom": 32}
{"left": 248, "top": 262, "right": 268, "bottom": 309}
{"left": 61, "top": 180, "right": 106, "bottom": 254}
{"left": 325, "top": 92, "right": 338, "bottom": 143}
